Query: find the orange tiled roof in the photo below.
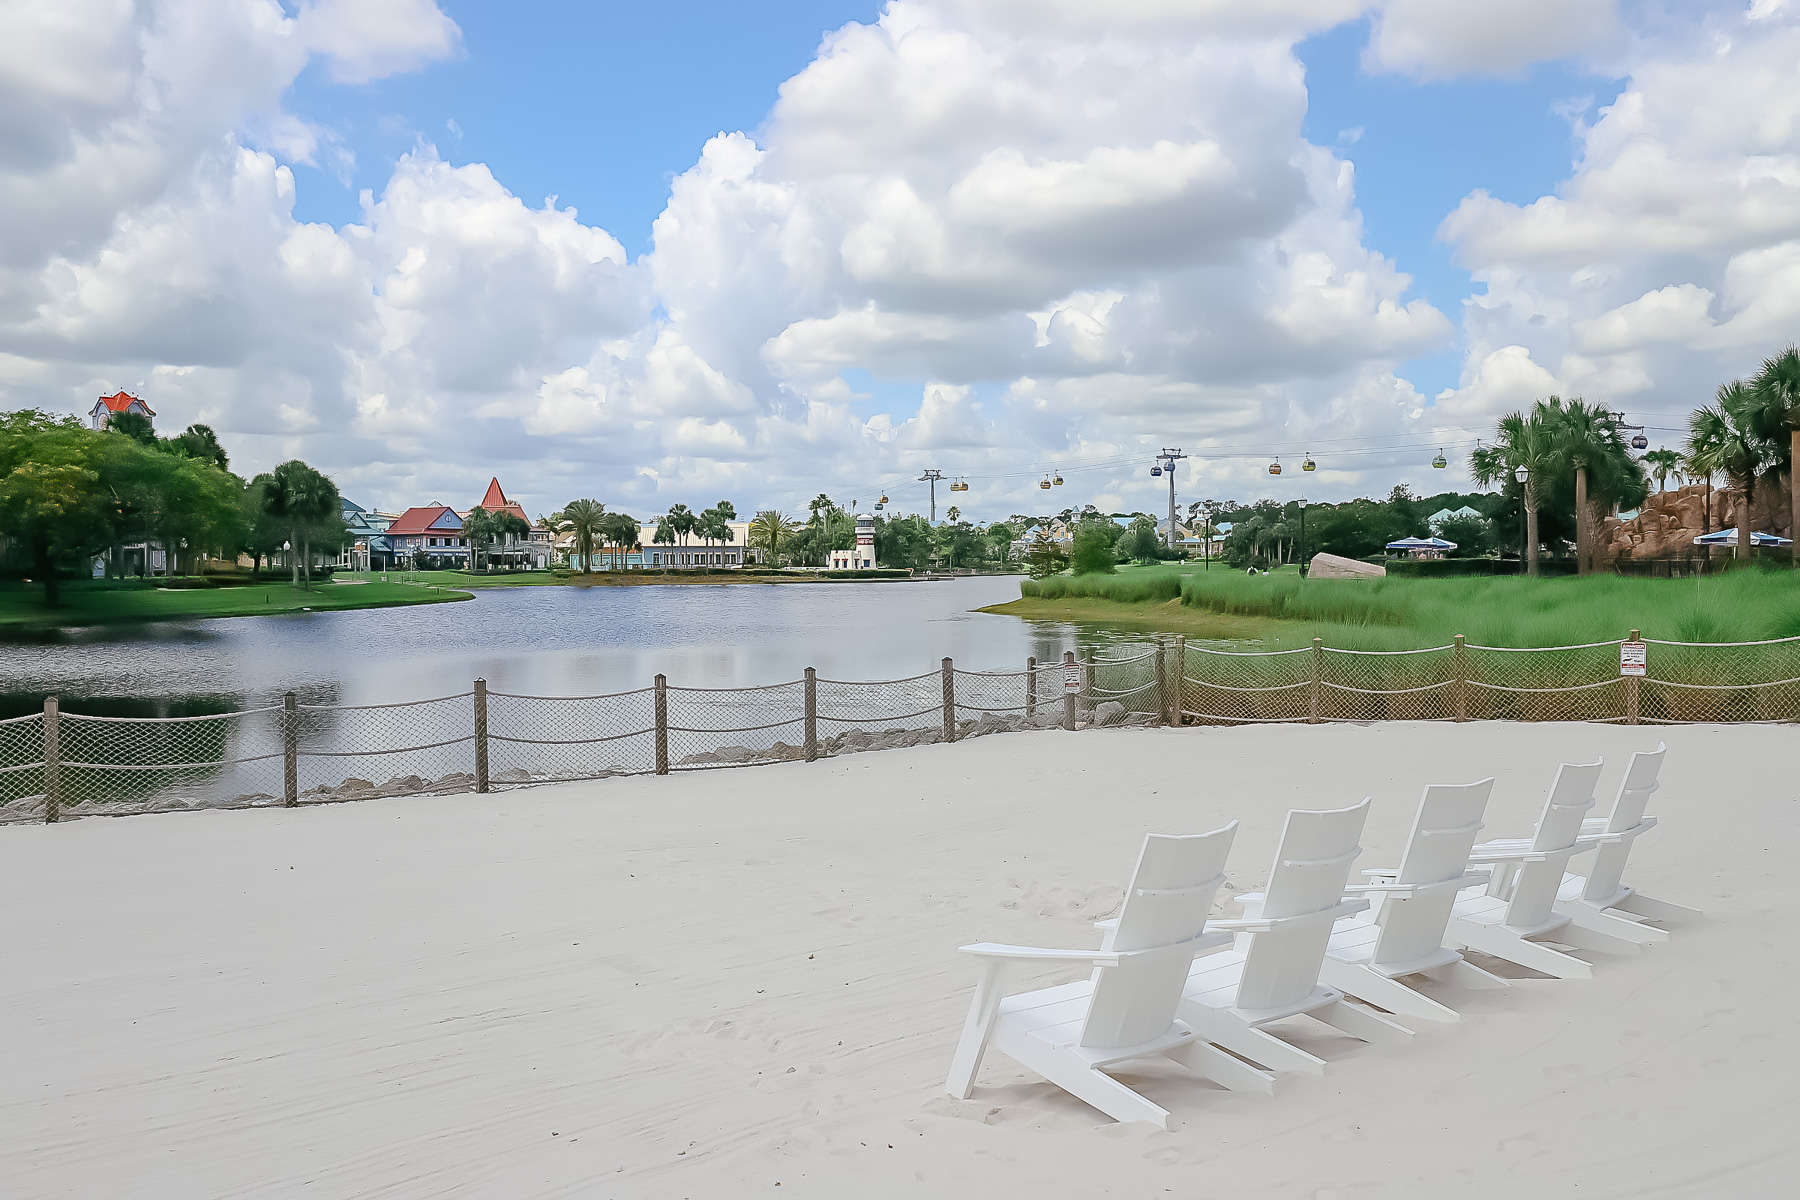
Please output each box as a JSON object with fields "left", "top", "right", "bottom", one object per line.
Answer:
{"left": 96, "top": 390, "right": 155, "bottom": 416}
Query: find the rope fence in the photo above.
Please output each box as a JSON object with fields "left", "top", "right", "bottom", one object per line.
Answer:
{"left": 5, "top": 628, "right": 1796, "bottom": 824}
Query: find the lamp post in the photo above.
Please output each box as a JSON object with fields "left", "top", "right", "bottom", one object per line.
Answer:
{"left": 1297, "top": 496, "right": 1307, "bottom": 578}
{"left": 1514, "top": 465, "right": 1530, "bottom": 572}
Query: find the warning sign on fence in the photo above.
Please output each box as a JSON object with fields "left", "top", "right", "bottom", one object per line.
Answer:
{"left": 1064, "top": 664, "right": 1083, "bottom": 693}
{"left": 1620, "top": 641, "right": 1647, "bottom": 677}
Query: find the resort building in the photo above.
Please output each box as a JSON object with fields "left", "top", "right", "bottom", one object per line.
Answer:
{"left": 557, "top": 520, "right": 762, "bottom": 569}
{"left": 88, "top": 390, "right": 154, "bottom": 429}
{"left": 828, "top": 513, "right": 877, "bottom": 569}
{"left": 459, "top": 478, "right": 551, "bottom": 569}
{"left": 337, "top": 500, "right": 396, "bottom": 571}
{"left": 382, "top": 504, "right": 468, "bottom": 568}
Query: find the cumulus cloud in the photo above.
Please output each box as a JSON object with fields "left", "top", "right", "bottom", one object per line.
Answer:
{"left": 1433, "top": 2, "right": 1800, "bottom": 433}
{"left": 6, "top": 0, "right": 1757, "bottom": 519}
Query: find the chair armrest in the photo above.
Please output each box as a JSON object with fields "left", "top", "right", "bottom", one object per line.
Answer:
{"left": 1467, "top": 843, "right": 1592, "bottom": 865}
{"left": 1092, "top": 917, "right": 1119, "bottom": 931}
{"left": 1209, "top": 897, "right": 1368, "bottom": 933}
{"left": 959, "top": 942, "right": 1122, "bottom": 966}
{"left": 1345, "top": 870, "right": 1490, "bottom": 898}
{"left": 1360, "top": 867, "right": 1399, "bottom": 879}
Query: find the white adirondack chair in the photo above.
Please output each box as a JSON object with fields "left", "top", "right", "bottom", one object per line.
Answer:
{"left": 1172, "top": 800, "right": 1412, "bottom": 1077}
{"left": 1316, "top": 779, "right": 1508, "bottom": 1024}
{"left": 1476, "top": 744, "right": 1697, "bottom": 945}
{"left": 945, "top": 824, "right": 1277, "bottom": 1128}
{"left": 1444, "top": 759, "right": 1634, "bottom": 980}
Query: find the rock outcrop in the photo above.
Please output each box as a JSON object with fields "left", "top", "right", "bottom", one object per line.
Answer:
{"left": 1596, "top": 482, "right": 1792, "bottom": 563}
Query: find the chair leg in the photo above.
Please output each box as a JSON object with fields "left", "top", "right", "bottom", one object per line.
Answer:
{"left": 1032, "top": 1060, "right": 1173, "bottom": 1128}
{"left": 1458, "top": 924, "right": 1592, "bottom": 979}
{"left": 945, "top": 962, "right": 1003, "bottom": 1100}
{"left": 1313, "top": 998, "right": 1414, "bottom": 1043}
{"left": 1184, "top": 1014, "right": 1328, "bottom": 1076}
{"left": 1562, "top": 903, "right": 1670, "bottom": 945}
{"left": 1428, "top": 959, "right": 1510, "bottom": 990}
{"left": 1554, "top": 919, "right": 1650, "bottom": 957}
{"left": 1616, "top": 892, "right": 1701, "bottom": 925}
{"left": 1165, "top": 1040, "right": 1275, "bottom": 1095}
{"left": 1333, "top": 964, "right": 1463, "bottom": 1024}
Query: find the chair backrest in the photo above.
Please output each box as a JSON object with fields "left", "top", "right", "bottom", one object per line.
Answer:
{"left": 1601, "top": 743, "right": 1665, "bottom": 834}
{"left": 1235, "top": 800, "right": 1371, "bottom": 1012}
{"left": 1373, "top": 779, "right": 1494, "bottom": 969}
{"left": 1507, "top": 759, "right": 1603, "bottom": 926}
{"left": 1080, "top": 823, "right": 1238, "bottom": 1049}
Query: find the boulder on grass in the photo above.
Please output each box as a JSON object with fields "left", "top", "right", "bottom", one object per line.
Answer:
{"left": 1308, "top": 552, "right": 1385, "bottom": 579}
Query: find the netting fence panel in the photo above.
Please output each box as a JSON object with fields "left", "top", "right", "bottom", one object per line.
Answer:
{"left": 295, "top": 692, "right": 476, "bottom": 801}
{"left": 0, "top": 712, "right": 46, "bottom": 824}
{"left": 55, "top": 707, "right": 287, "bottom": 816}
{"left": 1320, "top": 645, "right": 1457, "bottom": 723}
{"left": 486, "top": 687, "right": 657, "bottom": 782}
{"left": 1641, "top": 635, "right": 1800, "bottom": 724}
{"left": 815, "top": 672, "right": 945, "bottom": 755}
{"left": 1464, "top": 641, "right": 1626, "bottom": 723}
{"left": 666, "top": 680, "right": 808, "bottom": 770}
{"left": 1179, "top": 644, "right": 1313, "bottom": 724}
{"left": 1090, "top": 648, "right": 1163, "bottom": 719}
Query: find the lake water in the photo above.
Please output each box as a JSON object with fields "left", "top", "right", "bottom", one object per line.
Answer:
{"left": 0, "top": 577, "right": 1142, "bottom": 715}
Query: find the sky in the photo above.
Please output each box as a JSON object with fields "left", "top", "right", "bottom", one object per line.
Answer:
{"left": 2, "top": 0, "right": 1796, "bottom": 524}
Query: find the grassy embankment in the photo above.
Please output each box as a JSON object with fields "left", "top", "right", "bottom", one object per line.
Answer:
{"left": 0, "top": 577, "right": 470, "bottom": 630}
{"left": 986, "top": 563, "right": 1800, "bottom": 649}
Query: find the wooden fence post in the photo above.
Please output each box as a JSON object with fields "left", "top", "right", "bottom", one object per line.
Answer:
{"left": 41, "top": 697, "right": 59, "bottom": 825}
{"left": 1025, "top": 656, "right": 1037, "bottom": 721}
{"left": 1154, "top": 637, "right": 1169, "bottom": 726}
{"left": 1309, "top": 638, "right": 1324, "bottom": 724}
{"left": 282, "top": 691, "right": 299, "bottom": 806}
{"left": 1625, "top": 629, "right": 1642, "bottom": 725}
{"left": 941, "top": 658, "right": 956, "bottom": 743}
{"left": 1174, "top": 636, "right": 1186, "bottom": 727}
{"left": 1452, "top": 635, "right": 1469, "bottom": 723}
{"left": 473, "top": 678, "right": 489, "bottom": 793}
{"left": 804, "top": 667, "right": 818, "bottom": 762}
{"left": 654, "top": 674, "right": 670, "bottom": 774}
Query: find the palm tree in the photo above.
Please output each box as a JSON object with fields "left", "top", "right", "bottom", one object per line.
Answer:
{"left": 746, "top": 509, "right": 797, "bottom": 565}
{"left": 263, "top": 459, "right": 337, "bottom": 587}
{"left": 1688, "top": 381, "right": 1779, "bottom": 561}
{"left": 807, "top": 493, "right": 835, "bottom": 524}
{"left": 560, "top": 498, "right": 604, "bottom": 572}
{"left": 666, "top": 502, "right": 695, "bottom": 547}
{"left": 1471, "top": 407, "right": 1557, "bottom": 575}
{"left": 1545, "top": 397, "right": 1646, "bottom": 574}
{"left": 945, "top": 504, "right": 961, "bottom": 523}
{"left": 1642, "top": 447, "right": 1681, "bottom": 495}
{"left": 1750, "top": 345, "right": 1800, "bottom": 560}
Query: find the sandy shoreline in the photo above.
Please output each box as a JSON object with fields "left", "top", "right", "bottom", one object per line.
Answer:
{"left": 2, "top": 723, "right": 1794, "bottom": 1197}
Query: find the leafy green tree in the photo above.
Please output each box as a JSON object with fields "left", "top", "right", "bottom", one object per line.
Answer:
{"left": 1122, "top": 516, "right": 1161, "bottom": 563}
{"left": 0, "top": 412, "right": 118, "bottom": 606}
{"left": 1024, "top": 528, "right": 1068, "bottom": 579}
{"left": 107, "top": 410, "right": 157, "bottom": 445}
{"left": 1642, "top": 447, "right": 1682, "bottom": 495}
{"left": 242, "top": 474, "right": 287, "bottom": 580}
{"left": 986, "top": 521, "right": 1019, "bottom": 564}
{"left": 874, "top": 513, "right": 933, "bottom": 571}
{"left": 747, "top": 509, "right": 798, "bottom": 564}
{"left": 167, "top": 423, "right": 229, "bottom": 470}
{"left": 653, "top": 517, "right": 677, "bottom": 550}
{"left": 1688, "top": 381, "right": 1780, "bottom": 561}
{"left": 1436, "top": 514, "right": 1493, "bottom": 558}
{"left": 1472, "top": 405, "right": 1561, "bottom": 575}
{"left": 561, "top": 498, "right": 605, "bottom": 571}
{"left": 1070, "top": 520, "right": 1117, "bottom": 575}
{"left": 261, "top": 460, "right": 340, "bottom": 587}
{"left": 1543, "top": 397, "right": 1647, "bottom": 574}
{"left": 936, "top": 520, "right": 980, "bottom": 568}
{"left": 1750, "top": 346, "right": 1800, "bottom": 560}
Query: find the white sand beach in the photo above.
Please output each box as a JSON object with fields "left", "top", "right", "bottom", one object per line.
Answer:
{"left": 2, "top": 723, "right": 1795, "bottom": 1198}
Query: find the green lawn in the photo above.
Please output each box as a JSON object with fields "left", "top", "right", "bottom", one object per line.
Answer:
{"left": 0, "top": 578, "right": 470, "bottom": 630}
{"left": 999, "top": 564, "right": 1800, "bottom": 649}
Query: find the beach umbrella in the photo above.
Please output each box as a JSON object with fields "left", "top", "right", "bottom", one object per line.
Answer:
{"left": 1692, "top": 527, "right": 1793, "bottom": 546}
